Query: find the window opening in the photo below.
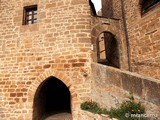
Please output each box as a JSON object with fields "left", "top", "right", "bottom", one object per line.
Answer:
{"left": 23, "top": 5, "right": 37, "bottom": 25}
{"left": 97, "top": 32, "right": 120, "bottom": 68}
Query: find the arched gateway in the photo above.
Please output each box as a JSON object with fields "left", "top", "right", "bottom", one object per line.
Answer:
{"left": 33, "top": 76, "right": 71, "bottom": 120}
{"left": 27, "top": 70, "right": 77, "bottom": 120}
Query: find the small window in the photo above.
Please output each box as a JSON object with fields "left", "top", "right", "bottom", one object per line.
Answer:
{"left": 23, "top": 5, "right": 37, "bottom": 25}
{"left": 141, "top": 0, "right": 160, "bottom": 14}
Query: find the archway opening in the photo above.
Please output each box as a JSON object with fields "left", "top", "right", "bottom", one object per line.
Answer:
{"left": 97, "top": 31, "right": 120, "bottom": 68}
{"left": 33, "top": 76, "right": 71, "bottom": 120}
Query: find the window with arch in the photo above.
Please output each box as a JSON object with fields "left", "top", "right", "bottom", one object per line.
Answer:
{"left": 97, "top": 32, "right": 120, "bottom": 68}
{"left": 140, "top": 0, "right": 160, "bottom": 14}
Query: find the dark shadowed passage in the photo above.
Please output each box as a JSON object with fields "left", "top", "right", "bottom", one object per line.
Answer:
{"left": 32, "top": 77, "right": 71, "bottom": 120}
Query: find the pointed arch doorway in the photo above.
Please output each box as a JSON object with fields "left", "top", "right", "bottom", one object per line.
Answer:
{"left": 32, "top": 76, "right": 71, "bottom": 120}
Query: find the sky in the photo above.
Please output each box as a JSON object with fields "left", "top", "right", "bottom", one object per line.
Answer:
{"left": 91, "top": 0, "right": 102, "bottom": 13}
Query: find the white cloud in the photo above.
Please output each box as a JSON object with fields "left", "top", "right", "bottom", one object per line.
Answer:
{"left": 91, "top": 0, "right": 102, "bottom": 13}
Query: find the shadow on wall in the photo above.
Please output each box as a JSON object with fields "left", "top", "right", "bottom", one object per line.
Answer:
{"left": 32, "top": 76, "right": 71, "bottom": 120}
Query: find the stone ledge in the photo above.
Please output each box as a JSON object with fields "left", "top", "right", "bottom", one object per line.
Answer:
{"left": 91, "top": 62, "right": 160, "bottom": 114}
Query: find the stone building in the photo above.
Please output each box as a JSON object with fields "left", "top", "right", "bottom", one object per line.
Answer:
{"left": 0, "top": 0, "right": 159, "bottom": 120}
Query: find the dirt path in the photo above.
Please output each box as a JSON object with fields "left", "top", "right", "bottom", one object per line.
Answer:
{"left": 43, "top": 112, "right": 72, "bottom": 120}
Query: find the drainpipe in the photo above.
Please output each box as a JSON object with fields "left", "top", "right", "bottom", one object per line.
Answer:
{"left": 120, "top": 0, "right": 131, "bottom": 71}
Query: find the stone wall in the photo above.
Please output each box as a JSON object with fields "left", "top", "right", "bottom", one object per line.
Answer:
{"left": 91, "top": 63, "right": 160, "bottom": 115}
{"left": 123, "top": 0, "right": 160, "bottom": 79}
{"left": 0, "top": 0, "right": 160, "bottom": 119}
{"left": 0, "top": 0, "right": 92, "bottom": 119}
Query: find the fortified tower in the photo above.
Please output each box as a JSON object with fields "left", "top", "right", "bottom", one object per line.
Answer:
{"left": 0, "top": 0, "right": 92, "bottom": 119}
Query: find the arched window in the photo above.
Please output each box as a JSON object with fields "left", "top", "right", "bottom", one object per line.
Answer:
{"left": 141, "top": 0, "right": 160, "bottom": 14}
{"left": 97, "top": 32, "right": 120, "bottom": 68}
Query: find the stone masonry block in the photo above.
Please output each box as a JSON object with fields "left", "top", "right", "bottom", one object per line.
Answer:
{"left": 143, "top": 80, "right": 160, "bottom": 106}
{"left": 121, "top": 73, "right": 143, "bottom": 97}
